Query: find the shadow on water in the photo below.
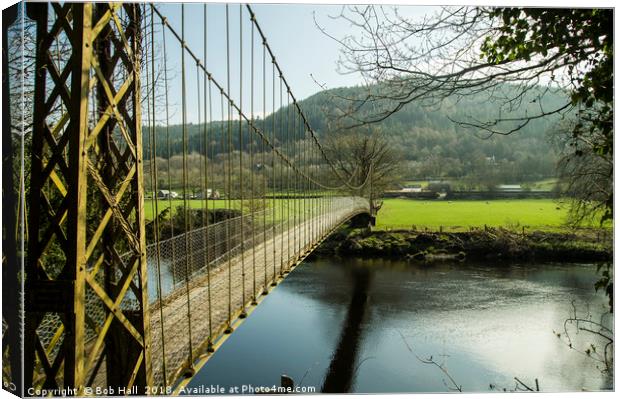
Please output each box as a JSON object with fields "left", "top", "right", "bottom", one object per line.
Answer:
{"left": 321, "top": 266, "right": 371, "bottom": 393}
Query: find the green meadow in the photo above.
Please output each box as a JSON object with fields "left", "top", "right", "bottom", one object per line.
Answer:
{"left": 145, "top": 197, "right": 608, "bottom": 232}
{"left": 144, "top": 198, "right": 318, "bottom": 222}
{"left": 144, "top": 199, "right": 241, "bottom": 220}
{"left": 374, "top": 198, "right": 604, "bottom": 231}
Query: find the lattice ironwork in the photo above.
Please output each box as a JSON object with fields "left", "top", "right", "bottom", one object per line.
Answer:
{"left": 24, "top": 2, "right": 151, "bottom": 393}
{"left": 2, "top": 3, "right": 22, "bottom": 396}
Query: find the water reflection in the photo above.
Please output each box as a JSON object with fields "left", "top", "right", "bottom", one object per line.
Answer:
{"left": 186, "top": 258, "right": 613, "bottom": 393}
{"left": 321, "top": 267, "right": 371, "bottom": 392}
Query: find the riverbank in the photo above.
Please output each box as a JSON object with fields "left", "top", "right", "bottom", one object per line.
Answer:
{"left": 316, "top": 227, "right": 612, "bottom": 263}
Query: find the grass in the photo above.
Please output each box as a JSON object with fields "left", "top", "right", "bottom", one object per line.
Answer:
{"left": 145, "top": 199, "right": 241, "bottom": 220}
{"left": 146, "top": 197, "right": 607, "bottom": 232}
{"left": 375, "top": 198, "right": 605, "bottom": 231}
{"left": 144, "top": 198, "right": 317, "bottom": 221}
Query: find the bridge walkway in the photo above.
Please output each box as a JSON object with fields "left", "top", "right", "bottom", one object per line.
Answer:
{"left": 147, "top": 198, "right": 369, "bottom": 386}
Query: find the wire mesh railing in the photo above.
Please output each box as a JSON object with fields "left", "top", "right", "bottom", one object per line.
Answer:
{"left": 147, "top": 196, "right": 369, "bottom": 386}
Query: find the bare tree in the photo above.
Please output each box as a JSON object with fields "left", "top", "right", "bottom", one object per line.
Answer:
{"left": 323, "top": 126, "right": 403, "bottom": 202}
{"left": 558, "top": 132, "right": 612, "bottom": 226}
{"left": 554, "top": 300, "right": 613, "bottom": 374}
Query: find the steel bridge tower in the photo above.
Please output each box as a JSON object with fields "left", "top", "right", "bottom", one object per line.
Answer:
{"left": 23, "top": 2, "right": 151, "bottom": 393}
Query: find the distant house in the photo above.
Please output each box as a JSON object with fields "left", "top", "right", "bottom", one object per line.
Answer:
{"left": 497, "top": 184, "right": 523, "bottom": 192}
{"left": 157, "top": 189, "right": 179, "bottom": 199}
{"left": 195, "top": 189, "right": 221, "bottom": 200}
{"left": 400, "top": 184, "right": 422, "bottom": 193}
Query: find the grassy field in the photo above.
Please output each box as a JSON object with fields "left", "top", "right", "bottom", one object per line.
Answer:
{"left": 375, "top": 198, "right": 604, "bottom": 231}
{"left": 144, "top": 199, "right": 241, "bottom": 220}
{"left": 146, "top": 197, "right": 606, "bottom": 232}
{"left": 143, "top": 198, "right": 315, "bottom": 221}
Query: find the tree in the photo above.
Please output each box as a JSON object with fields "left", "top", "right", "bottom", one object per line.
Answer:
{"left": 323, "top": 127, "right": 403, "bottom": 202}
{"left": 480, "top": 9, "right": 612, "bottom": 224}
{"left": 555, "top": 119, "right": 612, "bottom": 226}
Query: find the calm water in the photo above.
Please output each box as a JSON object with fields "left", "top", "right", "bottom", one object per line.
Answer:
{"left": 184, "top": 258, "right": 613, "bottom": 393}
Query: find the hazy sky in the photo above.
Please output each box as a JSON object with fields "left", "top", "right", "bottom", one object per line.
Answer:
{"left": 149, "top": 1, "right": 435, "bottom": 123}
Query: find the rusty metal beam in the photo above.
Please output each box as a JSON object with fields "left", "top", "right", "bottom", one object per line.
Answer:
{"left": 24, "top": 2, "right": 151, "bottom": 394}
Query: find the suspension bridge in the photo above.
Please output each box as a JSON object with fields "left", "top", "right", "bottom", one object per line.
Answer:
{"left": 2, "top": 2, "right": 376, "bottom": 395}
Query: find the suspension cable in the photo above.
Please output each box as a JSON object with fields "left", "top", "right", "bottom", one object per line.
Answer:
{"left": 150, "top": 6, "right": 167, "bottom": 386}
{"left": 180, "top": 2, "right": 195, "bottom": 367}
{"left": 278, "top": 75, "right": 284, "bottom": 276}
{"left": 160, "top": 7, "right": 176, "bottom": 289}
{"left": 225, "top": 3, "right": 234, "bottom": 333}
{"left": 249, "top": 14, "right": 257, "bottom": 304}
{"left": 203, "top": 3, "right": 214, "bottom": 351}
{"left": 270, "top": 55, "right": 277, "bottom": 286}
{"left": 285, "top": 87, "right": 291, "bottom": 271}
{"left": 238, "top": 3, "right": 247, "bottom": 317}
{"left": 261, "top": 38, "right": 268, "bottom": 295}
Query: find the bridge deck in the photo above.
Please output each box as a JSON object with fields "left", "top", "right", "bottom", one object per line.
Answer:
{"left": 147, "top": 199, "right": 369, "bottom": 386}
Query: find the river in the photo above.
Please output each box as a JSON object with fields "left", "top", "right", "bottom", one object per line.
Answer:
{"left": 183, "top": 257, "right": 613, "bottom": 393}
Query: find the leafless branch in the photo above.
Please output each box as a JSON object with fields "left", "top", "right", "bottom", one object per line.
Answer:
{"left": 397, "top": 330, "right": 462, "bottom": 392}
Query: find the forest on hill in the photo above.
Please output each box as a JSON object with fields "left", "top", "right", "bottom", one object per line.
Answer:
{"left": 145, "top": 83, "right": 569, "bottom": 190}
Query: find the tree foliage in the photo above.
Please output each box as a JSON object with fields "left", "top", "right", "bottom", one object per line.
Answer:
{"left": 480, "top": 8, "right": 613, "bottom": 223}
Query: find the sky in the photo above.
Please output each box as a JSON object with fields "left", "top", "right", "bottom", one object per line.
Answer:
{"left": 148, "top": 1, "right": 435, "bottom": 124}
{"left": 124, "top": 0, "right": 611, "bottom": 125}
{"left": 7, "top": 0, "right": 611, "bottom": 126}
{"left": 238, "top": 2, "right": 433, "bottom": 98}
